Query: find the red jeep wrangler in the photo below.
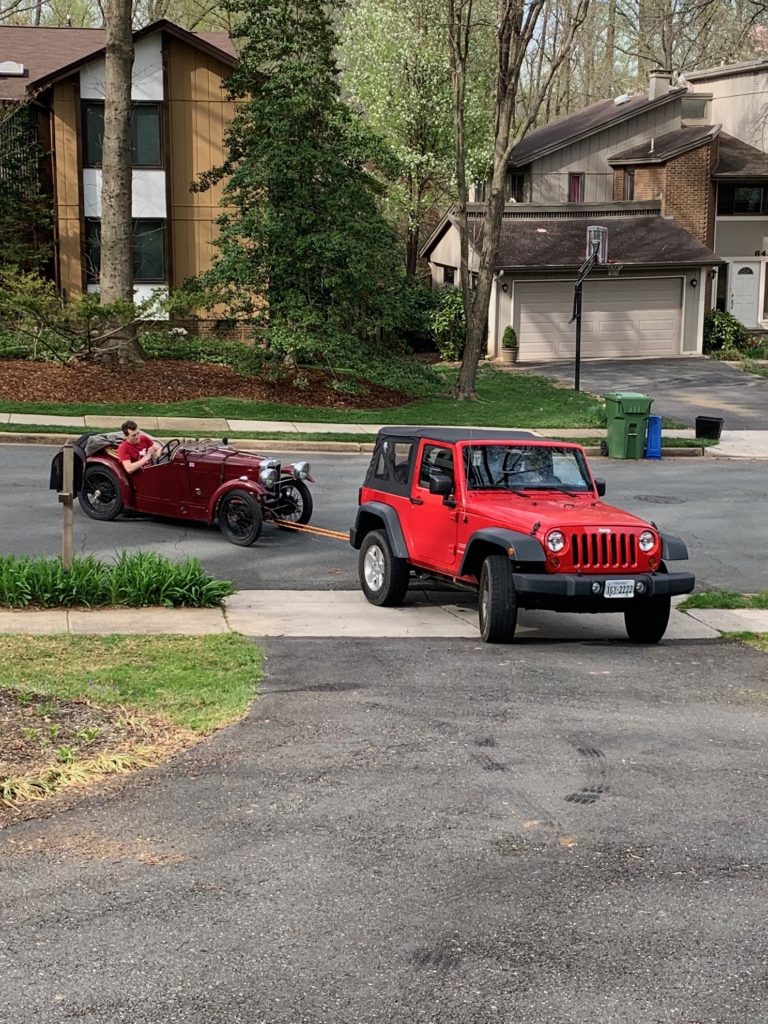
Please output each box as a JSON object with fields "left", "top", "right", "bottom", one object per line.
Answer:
{"left": 350, "top": 427, "right": 695, "bottom": 644}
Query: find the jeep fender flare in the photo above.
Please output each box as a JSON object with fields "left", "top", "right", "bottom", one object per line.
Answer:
{"left": 660, "top": 531, "right": 689, "bottom": 561}
{"left": 208, "top": 479, "right": 267, "bottom": 525}
{"left": 350, "top": 502, "right": 409, "bottom": 559}
{"left": 459, "top": 528, "right": 546, "bottom": 578}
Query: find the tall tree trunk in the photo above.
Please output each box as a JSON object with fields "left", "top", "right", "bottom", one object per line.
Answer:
{"left": 98, "top": 0, "right": 143, "bottom": 365}
{"left": 452, "top": 0, "right": 591, "bottom": 399}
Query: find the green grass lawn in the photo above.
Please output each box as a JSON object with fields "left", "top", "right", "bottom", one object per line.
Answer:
{"left": 727, "top": 632, "right": 768, "bottom": 653}
{"left": 680, "top": 591, "right": 768, "bottom": 610}
{"left": 0, "top": 633, "right": 262, "bottom": 733}
{"left": 0, "top": 366, "right": 609, "bottom": 429}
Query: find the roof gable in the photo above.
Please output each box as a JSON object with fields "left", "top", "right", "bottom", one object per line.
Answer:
{"left": 509, "top": 88, "right": 685, "bottom": 167}
{"left": 0, "top": 19, "right": 235, "bottom": 102}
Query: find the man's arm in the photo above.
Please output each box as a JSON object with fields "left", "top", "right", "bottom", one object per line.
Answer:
{"left": 122, "top": 452, "right": 153, "bottom": 475}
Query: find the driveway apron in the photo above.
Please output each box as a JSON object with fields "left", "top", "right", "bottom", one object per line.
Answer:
{"left": 522, "top": 357, "right": 768, "bottom": 428}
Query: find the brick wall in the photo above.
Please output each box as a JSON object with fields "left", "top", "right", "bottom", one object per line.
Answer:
{"left": 634, "top": 166, "right": 666, "bottom": 201}
{"left": 663, "top": 143, "right": 715, "bottom": 246}
{"left": 612, "top": 170, "right": 624, "bottom": 201}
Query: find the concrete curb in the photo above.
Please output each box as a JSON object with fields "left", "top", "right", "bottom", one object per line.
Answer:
{"left": 0, "top": 431, "right": 711, "bottom": 457}
{"left": 0, "top": 597, "right": 753, "bottom": 639}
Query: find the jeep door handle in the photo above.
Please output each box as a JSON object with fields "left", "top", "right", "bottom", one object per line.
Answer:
{"left": 410, "top": 496, "right": 423, "bottom": 505}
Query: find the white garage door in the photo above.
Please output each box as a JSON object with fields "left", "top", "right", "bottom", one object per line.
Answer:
{"left": 514, "top": 278, "right": 683, "bottom": 361}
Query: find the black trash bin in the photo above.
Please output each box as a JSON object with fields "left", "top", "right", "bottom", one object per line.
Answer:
{"left": 695, "top": 416, "right": 724, "bottom": 440}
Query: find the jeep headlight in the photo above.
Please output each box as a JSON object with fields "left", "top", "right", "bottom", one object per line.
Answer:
{"left": 546, "top": 530, "right": 565, "bottom": 553}
{"left": 638, "top": 530, "right": 656, "bottom": 552}
{"left": 259, "top": 459, "right": 280, "bottom": 488}
{"left": 292, "top": 461, "right": 311, "bottom": 480}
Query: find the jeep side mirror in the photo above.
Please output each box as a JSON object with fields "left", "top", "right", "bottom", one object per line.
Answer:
{"left": 428, "top": 470, "right": 453, "bottom": 496}
{"left": 594, "top": 478, "right": 606, "bottom": 497}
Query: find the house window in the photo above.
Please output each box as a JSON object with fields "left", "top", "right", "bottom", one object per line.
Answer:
{"left": 717, "top": 184, "right": 768, "bottom": 215}
{"left": 682, "top": 95, "right": 710, "bottom": 121}
{"left": 473, "top": 179, "right": 487, "bottom": 203}
{"left": 505, "top": 171, "right": 525, "bottom": 202}
{"left": 443, "top": 266, "right": 455, "bottom": 286}
{"left": 568, "top": 172, "right": 584, "bottom": 202}
{"left": 82, "top": 101, "right": 163, "bottom": 168}
{"left": 623, "top": 169, "right": 635, "bottom": 201}
{"left": 85, "top": 218, "right": 167, "bottom": 282}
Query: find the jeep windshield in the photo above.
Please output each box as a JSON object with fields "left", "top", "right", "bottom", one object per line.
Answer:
{"left": 462, "top": 444, "right": 592, "bottom": 493}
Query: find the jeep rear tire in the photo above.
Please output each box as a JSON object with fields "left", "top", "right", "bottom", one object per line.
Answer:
{"left": 479, "top": 554, "right": 518, "bottom": 643}
{"left": 359, "top": 530, "right": 410, "bottom": 607}
{"left": 624, "top": 595, "right": 671, "bottom": 644}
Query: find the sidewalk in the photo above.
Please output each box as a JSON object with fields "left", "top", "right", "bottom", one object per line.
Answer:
{"left": 0, "top": 590, "right": 764, "bottom": 639}
{"left": 3, "top": 412, "right": 768, "bottom": 457}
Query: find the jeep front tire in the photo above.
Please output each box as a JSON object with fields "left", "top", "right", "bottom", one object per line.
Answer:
{"left": 359, "top": 530, "right": 410, "bottom": 607}
{"left": 624, "top": 595, "right": 671, "bottom": 644}
{"left": 479, "top": 554, "right": 518, "bottom": 643}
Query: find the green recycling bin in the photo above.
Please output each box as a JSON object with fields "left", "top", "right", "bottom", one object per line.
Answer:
{"left": 604, "top": 392, "right": 654, "bottom": 459}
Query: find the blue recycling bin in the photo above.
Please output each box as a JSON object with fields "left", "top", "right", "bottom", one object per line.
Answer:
{"left": 644, "top": 414, "right": 662, "bottom": 460}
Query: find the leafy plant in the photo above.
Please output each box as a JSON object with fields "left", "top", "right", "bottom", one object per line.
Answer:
{"left": 428, "top": 286, "right": 466, "bottom": 361}
{"left": 139, "top": 331, "right": 266, "bottom": 377}
{"left": 703, "top": 309, "right": 752, "bottom": 354}
{"left": 56, "top": 746, "right": 76, "bottom": 764}
{"left": 501, "top": 326, "right": 517, "bottom": 350}
{"left": 75, "top": 727, "right": 102, "bottom": 744}
{"left": 0, "top": 553, "right": 232, "bottom": 609}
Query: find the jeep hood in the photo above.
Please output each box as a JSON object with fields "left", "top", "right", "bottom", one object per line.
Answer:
{"left": 463, "top": 492, "right": 652, "bottom": 531}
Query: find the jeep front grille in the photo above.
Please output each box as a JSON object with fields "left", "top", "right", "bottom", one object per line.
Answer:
{"left": 570, "top": 531, "right": 638, "bottom": 570}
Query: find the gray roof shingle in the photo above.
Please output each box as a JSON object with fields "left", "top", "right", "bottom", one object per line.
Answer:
{"left": 463, "top": 208, "right": 719, "bottom": 269}
{"left": 509, "top": 89, "right": 685, "bottom": 166}
{"left": 713, "top": 132, "right": 768, "bottom": 179}
{"left": 608, "top": 125, "right": 718, "bottom": 165}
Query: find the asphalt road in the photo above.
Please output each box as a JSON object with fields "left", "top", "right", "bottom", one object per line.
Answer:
{"left": 1, "top": 443, "right": 766, "bottom": 593}
{"left": 521, "top": 357, "right": 768, "bottom": 429}
{"left": 3, "top": 636, "right": 768, "bottom": 1023}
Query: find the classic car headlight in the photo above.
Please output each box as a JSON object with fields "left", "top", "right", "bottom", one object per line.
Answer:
{"left": 638, "top": 530, "right": 657, "bottom": 552}
{"left": 292, "top": 461, "right": 311, "bottom": 480}
{"left": 259, "top": 459, "right": 280, "bottom": 488}
{"left": 546, "top": 530, "right": 565, "bottom": 553}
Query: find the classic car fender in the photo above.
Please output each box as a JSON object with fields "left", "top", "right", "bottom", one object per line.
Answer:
{"left": 349, "top": 501, "right": 409, "bottom": 559}
{"left": 84, "top": 454, "right": 134, "bottom": 508}
{"left": 660, "top": 532, "right": 689, "bottom": 561}
{"left": 458, "top": 528, "right": 546, "bottom": 578}
{"left": 208, "top": 478, "right": 268, "bottom": 524}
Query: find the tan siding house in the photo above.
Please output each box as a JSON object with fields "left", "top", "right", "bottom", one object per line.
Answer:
{"left": 0, "top": 20, "right": 235, "bottom": 318}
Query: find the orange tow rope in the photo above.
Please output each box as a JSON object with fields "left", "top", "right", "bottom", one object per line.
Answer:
{"left": 273, "top": 520, "right": 349, "bottom": 541}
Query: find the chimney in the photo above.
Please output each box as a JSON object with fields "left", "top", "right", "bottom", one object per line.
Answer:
{"left": 649, "top": 68, "right": 673, "bottom": 101}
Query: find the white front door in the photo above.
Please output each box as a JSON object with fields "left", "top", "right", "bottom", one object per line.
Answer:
{"left": 730, "top": 262, "right": 760, "bottom": 326}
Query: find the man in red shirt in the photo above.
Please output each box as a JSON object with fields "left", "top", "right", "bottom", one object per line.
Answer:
{"left": 117, "top": 420, "right": 162, "bottom": 475}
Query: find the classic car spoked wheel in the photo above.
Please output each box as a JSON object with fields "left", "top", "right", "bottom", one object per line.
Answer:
{"left": 275, "top": 480, "right": 313, "bottom": 528}
{"left": 78, "top": 465, "right": 123, "bottom": 521}
{"left": 359, "top": 530, "right": 410, "bottom": 607}
{"left": 624, "top": 595, "right": 671, "bottom": 644}
{"left": 218, "top": 489, "right": 264, "bottom": 546}
{"left": 479, "top": 554, "right": 518, "bottom": 643}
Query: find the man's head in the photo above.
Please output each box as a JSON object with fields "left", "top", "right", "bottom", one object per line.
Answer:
{"left": 121, "top": 419, "right": 140, "bottom": 442}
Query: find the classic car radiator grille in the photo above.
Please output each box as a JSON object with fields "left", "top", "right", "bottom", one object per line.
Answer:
{"left": 570, "top": 531, "right": 638, "bottom": 570}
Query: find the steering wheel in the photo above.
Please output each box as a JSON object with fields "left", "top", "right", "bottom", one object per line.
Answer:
{"left": 155, "top": 439, "right": 181, "bottom": 464}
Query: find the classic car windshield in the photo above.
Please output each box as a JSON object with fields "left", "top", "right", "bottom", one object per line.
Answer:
{"left": 462, "top": 444, "right": 592, "bottom": 492}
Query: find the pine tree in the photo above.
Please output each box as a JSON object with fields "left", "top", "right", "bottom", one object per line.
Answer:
{"left": 196, "top": 0, "right": 402, "bottom": 358}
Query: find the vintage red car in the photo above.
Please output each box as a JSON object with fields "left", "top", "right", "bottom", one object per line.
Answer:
{"left": 350, "top": 427, "right": 695, "bottom": 644}
{"left": 55, "top": 432, "right": 314, "bottom": 546}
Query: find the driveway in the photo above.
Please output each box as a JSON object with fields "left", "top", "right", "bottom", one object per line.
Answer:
{"left": 522, "top": 357, "right": 768, "bottom": 429}
{"left": 2, "top": 636, "right": 768, "bottom": 1023}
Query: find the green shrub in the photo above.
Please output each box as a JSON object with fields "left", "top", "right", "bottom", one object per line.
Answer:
{"left": 140, "top": 331, "right": 265, "bottom": 377}
{"left": 703, "top": 309, "right": 752, "bottom": 353}
{"left": 501, "top": 326, "right": 518, "bottom": 350}
{"left": 428, "top": 287, "right": 466, "bottom": 361}
{"left": 0, "top": 552, "right": 232, "bottom": 608}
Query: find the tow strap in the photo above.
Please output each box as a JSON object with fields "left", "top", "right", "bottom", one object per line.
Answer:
{"left": 273, "top": 520, "right": 350, "bottom": 541}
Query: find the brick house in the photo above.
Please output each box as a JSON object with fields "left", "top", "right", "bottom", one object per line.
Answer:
{"left": 0, "top": 20, "right": 235, "bottom": 320}
{"left": 421, "top": 68, "right": 768, "bottom": 362}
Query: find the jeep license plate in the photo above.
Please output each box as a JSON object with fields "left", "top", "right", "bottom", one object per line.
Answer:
{"left": 604, "top": 579, "right": 635, "bottom": 599}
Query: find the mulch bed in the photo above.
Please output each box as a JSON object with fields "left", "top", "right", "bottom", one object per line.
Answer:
{"left": 0, "top": 687, "right": 132, "bottom": 780}
{"left": 0, "top": 359, "right": 412, "bottom": 409}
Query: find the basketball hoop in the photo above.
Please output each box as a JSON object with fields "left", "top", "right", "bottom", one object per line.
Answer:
{"left": 607, "top": 262, "right": 623, "bottom": 277}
